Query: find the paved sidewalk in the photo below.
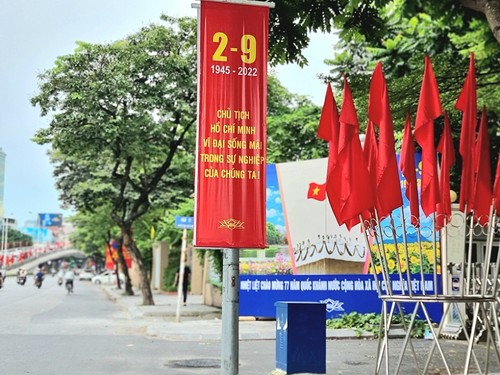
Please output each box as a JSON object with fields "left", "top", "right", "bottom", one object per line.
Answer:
{"left": 101, "top": 285, "right": 369, "bottom": 342}
{"left": 101, "top": 285, "right": 500, "bottom": 374}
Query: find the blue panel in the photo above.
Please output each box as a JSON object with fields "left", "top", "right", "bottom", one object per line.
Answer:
{"left": 240, "top": 274, "right": 443, "bottom": 322}
{"left": 38, "top": 213, "right": 63, "bottom": 227}
{"left": 175, "top": 216, "right": 194, "bottom": 229}
{"left": 275, "top": 302, "right": 326, "bottom": 374}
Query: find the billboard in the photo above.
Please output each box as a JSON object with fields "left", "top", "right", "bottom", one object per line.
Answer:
{"left": 38, "top": 213, "right": 63, "bottom": 227}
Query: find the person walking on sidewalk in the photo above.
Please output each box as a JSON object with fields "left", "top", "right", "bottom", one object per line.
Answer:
{"left": 173, "top": 265, "right": 191, "bottom": 306}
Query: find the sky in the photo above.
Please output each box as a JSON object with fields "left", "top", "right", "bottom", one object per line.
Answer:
{"left": 0, "top": 0, "right": 334, "bottom": 226}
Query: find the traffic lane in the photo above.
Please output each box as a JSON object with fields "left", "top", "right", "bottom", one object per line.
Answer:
{"left": 0, "top": 275, "right": 142, "bottom": 336}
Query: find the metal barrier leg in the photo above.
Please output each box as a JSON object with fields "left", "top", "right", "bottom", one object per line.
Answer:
{"left": 394, "top": 302, "right": 422, "bottom": 374}
{"left": 421, "top": 302, "right": 452, "bottom": 375}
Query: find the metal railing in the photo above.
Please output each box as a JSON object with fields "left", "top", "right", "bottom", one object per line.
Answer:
{"left": 362, "top": 209, "right": 500, "bottom": 374}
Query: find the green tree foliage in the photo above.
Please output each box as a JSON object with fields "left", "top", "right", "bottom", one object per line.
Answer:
{"left": 31, "top": 16, "right": 197, "bottom": 305}
{"left": 69, "top": 206, "right": 118, "bottom": 255}
{"left": 265, "top": 0, "right": 500, "bottom": 66}
{"left": 266, "top": 1, "right": 500, "bottom": 189}
{"left": 0, "top": 228, "right": 33, "bottom": 248}
{"left": 321, "top": 1, "right": 500, "bottom": 190}
{"left": 267, "top": 74, "right": 326, "bottom": 163}
{"left": 266, "top": 222, "right": 283, "bottom": 245}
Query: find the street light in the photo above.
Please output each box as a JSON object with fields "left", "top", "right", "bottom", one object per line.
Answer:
{"left": 1, "top": 214, "right": 12, "bottom": 272}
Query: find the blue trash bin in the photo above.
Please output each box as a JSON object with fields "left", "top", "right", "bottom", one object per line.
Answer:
{"left": 275, "top": 301, "right": 326, "bottom": 374}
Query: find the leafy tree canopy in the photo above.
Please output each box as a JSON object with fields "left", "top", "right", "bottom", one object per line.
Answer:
{"left": 31, "top": 16, "right": 198, "bottom": 305}
{"left": 264, "top": 0, "right": 500, "bottom": 67}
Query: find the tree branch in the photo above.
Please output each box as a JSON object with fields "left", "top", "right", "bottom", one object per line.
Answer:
{"left": 459, "top": 0, "right": 500, "bottom": 43}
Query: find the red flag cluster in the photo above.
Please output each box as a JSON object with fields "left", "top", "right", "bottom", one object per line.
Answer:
{"left": 316, "top": 53, "right": 500, "bottom": 230}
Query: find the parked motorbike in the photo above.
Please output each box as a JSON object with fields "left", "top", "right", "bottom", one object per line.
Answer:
{"left": 17, "top": 276, "right": 27, "bottom": 285}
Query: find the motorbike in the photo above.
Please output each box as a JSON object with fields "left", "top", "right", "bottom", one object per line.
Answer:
{"left": 17, "top": 276, "right": 27, "bottom": 285}
{"left": 34, "top": 277, "right": 43, "bottom": 289}
{"left": 65, "top": 280, "right": 73, "bottom": 295}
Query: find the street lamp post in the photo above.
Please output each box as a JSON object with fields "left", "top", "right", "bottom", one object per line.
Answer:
{"left": 1, "top": 216, "right": 10, "bottom": 272}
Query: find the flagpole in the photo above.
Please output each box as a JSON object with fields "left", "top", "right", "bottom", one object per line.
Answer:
{"left": 175, "top": 228, "right": 188, "bottom": 323}
{"left": 192, "top": 0, "right": 275, "bottom": 8}
{"left": 1, "top": 217, "right": 6, "bottom": 273}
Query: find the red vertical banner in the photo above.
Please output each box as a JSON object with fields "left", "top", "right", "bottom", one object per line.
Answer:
{"left": 194, "top": 0, "right": 269, "bottom": 248}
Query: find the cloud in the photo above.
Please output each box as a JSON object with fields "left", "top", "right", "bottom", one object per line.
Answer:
{"left": 267, "top": 208, "right": 279, "bottom": 218}
{"left": 275, "top": 224, "right": 286, "bottom": 234}
{"left": 266, "top": 186, "right": 280, "bottom": 202}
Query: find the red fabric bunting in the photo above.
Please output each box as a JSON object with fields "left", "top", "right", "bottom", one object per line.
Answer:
{"left": 455, "top": 52, "right": 477, "bottom": 213}
{"left": 493, "top": 151, "right": 500, "bottom": 216}
{"left": 472, "top": 107, "right": 492, "bottom": 225}
{"left": 368, "top": 62, "right": 403, "bottom": 219}
{"left": 399, "top": 113, "right": 420, "bottom": 227}
{"left": 317, "top": 83, "right": 342, "bottom": 218}
{"left": 363, "top": 119, "right": 378, "bottom": 193}
{"left": 327, "top": 76, "right": 375, "bottom": 229}
{"left": 414, "top": 56, "right": 442, "bottom": 217}
{"left": 436, "top": 111, "right": 456, "bottom": 229}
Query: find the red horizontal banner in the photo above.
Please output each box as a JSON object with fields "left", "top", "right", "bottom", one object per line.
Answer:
{"left": 194, "top": 0, "right": 269, "bottom": 248}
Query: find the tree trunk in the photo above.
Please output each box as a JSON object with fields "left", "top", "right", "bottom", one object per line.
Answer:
{"left": 116, "top": 237, "right": 134, "bottom": 296}
{"left": 122, "top": 226, "right": 154, "bottom": 305}
{"left": 460, "top": 0, "right": 500, "bottom": 44}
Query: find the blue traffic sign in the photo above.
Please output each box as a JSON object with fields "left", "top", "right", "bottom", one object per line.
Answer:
{"left": 175, "top": 216, "right": 194, "bottom": 229}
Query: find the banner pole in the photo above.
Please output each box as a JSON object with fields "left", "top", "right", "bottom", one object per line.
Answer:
{"left": 221, "top": 248, "right": 239, "bottom": 375}
{"left": 191, "top": 0, "right": 275, "bottom": 9}
{"left": 175, "top": 228, "right": 188, "bottom": 323}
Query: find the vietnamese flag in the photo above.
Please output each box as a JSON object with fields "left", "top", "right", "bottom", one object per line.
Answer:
{"left": 400, "top": 113, "right": 420, "bottom": 227}
{"left": 327, "top": 75, "right": 375, "bottom": 229}
{"left": 369, "top": 62, "right": 403, "bottom": 219}
{"left": 493, "top": 151, "right": 500, "bottom": 215}
{"left": 472, "top": 107, "right": 492, "bottom": 225}
{"left": 414, "top": 56, "right": 442, "bottom": 217}
{"left": 307, "top": 182, "right": 327, "bottom": 201}
{"left": 455, "top": 52, "right": 477, "bottom": 213}
{"left": 317, "top": 83, "right": 342, "bottom": 217}
{"left": 436, "top": 111, "right": 456, "bottom": 229}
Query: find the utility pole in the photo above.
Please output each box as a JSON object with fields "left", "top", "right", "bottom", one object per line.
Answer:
{"left": 221, "top": 248, "right": 239, "bottom": 375}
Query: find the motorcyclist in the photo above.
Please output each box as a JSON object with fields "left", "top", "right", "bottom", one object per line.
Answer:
{"left": 34, "top": 268, "right": 44, "bottom": 287}
{"left": 56, "top": 269, "right": 64, "bottom": 286}
{"left": 17, "top": 268, "right": 27, "bottom": 284}
{"left": 64, "top": 268, "right": 75, "bottom": 293}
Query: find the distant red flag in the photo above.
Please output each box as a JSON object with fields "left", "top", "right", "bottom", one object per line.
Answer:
{"left": 493, "top": 151, "right": 500, "bottom": 215}
{"left": 369, "top": 62, "right": 403, "bottom": 218}
{"left": 327, "top": 76, "right": 375, "bottom": 229}
{"left": 436, "top": 111, "right": 456, "bottom": 229}
{"left": 400, "top": 113, "right": 420, "bottom": 227}
{"left": 455, "top": 52, "right": 477, "bottom": 213}
{"left": 317, "top": 83, "right": 341, "bottom": 217}
{"left": 307, "top": 182, "right": 327, "bottom": 201}
{"left": 414, "top": 56, "right": 442, "bottom": 217}
{"left": 472, "top": 107, "right": 492, "bottom": 225}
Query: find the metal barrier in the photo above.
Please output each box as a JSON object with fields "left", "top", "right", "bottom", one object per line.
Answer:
{"left": 361, "top": 209, "right": 500, "bottom": 374}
